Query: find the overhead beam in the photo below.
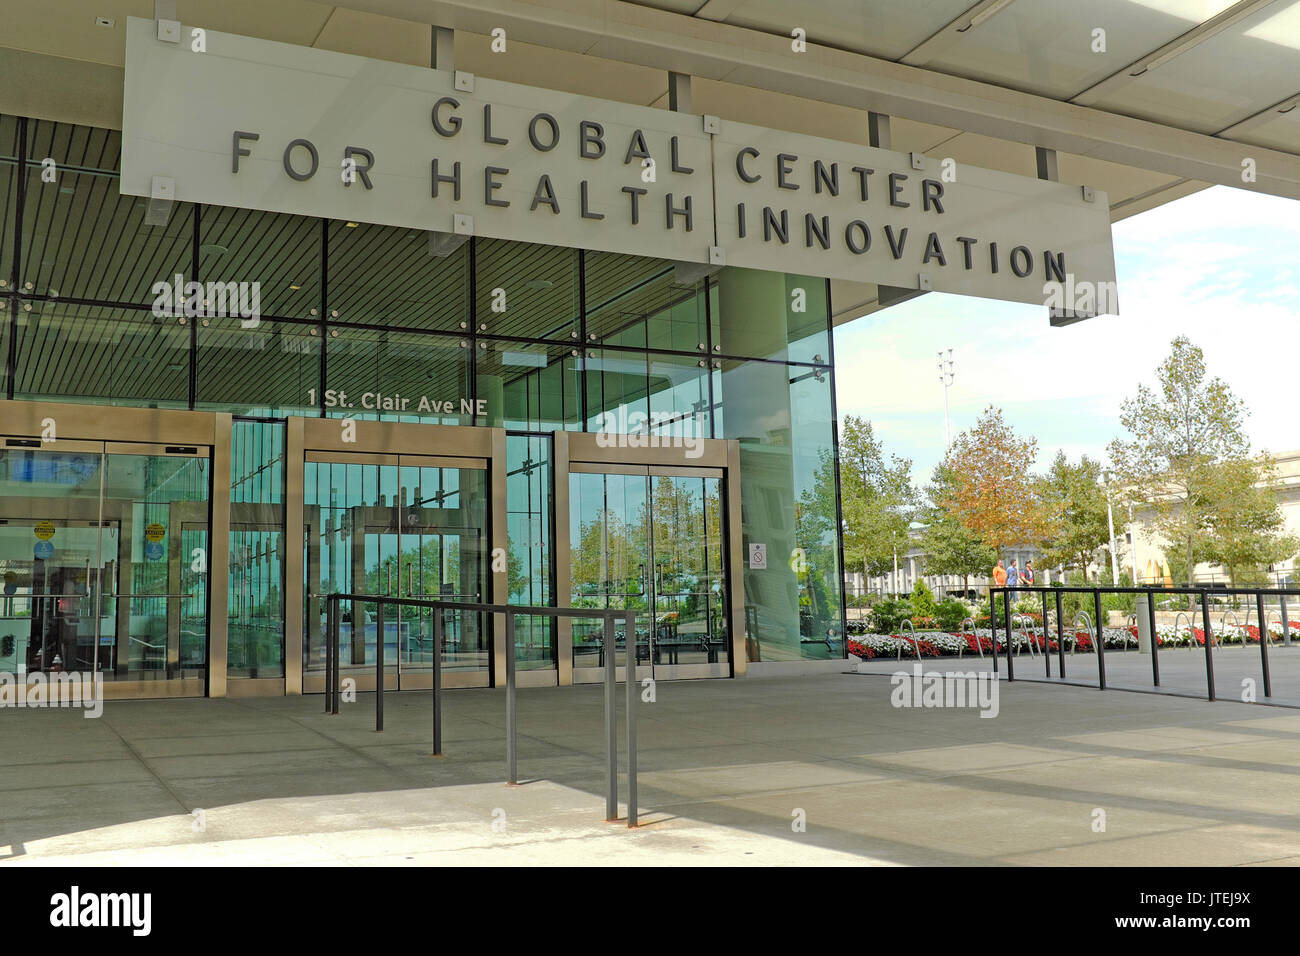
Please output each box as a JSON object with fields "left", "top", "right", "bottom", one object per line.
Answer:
{"left": 325, "top": 0, "right": 1300, "bottom": 200}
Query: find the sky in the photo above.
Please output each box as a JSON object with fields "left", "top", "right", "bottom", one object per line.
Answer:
{"left": 832, "top": 184, "right": 1300, "bottom": 489}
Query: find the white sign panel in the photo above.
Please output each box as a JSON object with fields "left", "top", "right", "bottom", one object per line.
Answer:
{"left": 712, "top": 121, "right": 1117, "bottom": 312}
{"left": 121, "top": 18, "right": 1117, "bottom": 315}
{"left": 120, "top": 18, "right": 714, "bottom": 264}
{"left": 748, "top": 543, "right": 767, "bottom": 570}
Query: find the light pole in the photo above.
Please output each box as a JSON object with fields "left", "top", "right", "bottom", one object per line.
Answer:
{"left": 1102, "top": 469, "right": 1119, "bottom": 586}
{"left": 937, "top": 348, "right": 954, "bottom": 449}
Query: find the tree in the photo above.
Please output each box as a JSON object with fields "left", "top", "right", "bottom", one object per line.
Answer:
{"left": 917, "top": 463, "right": 996, "bottom": 597}
{"left": 1108, "top": 336, "right": 1250, "bottom": 584}
{"left": 1201, "top": 455, "right": 1298, "bottom": 586}
{"left": 1034, "top": 451, "right": 1111, "bottom": 582}
{"left": 944, "top": 406, "right": 1045, "bottom": 552}
{"left": 835, "top": 417, "right": 917, "bottom": 585}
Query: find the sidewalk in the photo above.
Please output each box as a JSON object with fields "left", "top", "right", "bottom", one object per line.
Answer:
{"left": 3, "top": 674, "right": 1299, "bottom": 865}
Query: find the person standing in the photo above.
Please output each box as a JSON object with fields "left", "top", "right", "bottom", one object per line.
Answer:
{"left": 1022, "top": 561, "right": 1035, "bottom": 588}
{"left": 1006, "top": 559, "right": 1019, "bottom": 605}
{"left": 992, "top": 560, "right": 1007, "bottom": 587}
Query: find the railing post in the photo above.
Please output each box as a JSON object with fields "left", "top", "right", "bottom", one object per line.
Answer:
{"left": 625, "top": 609, "right": 638, "bottom": 829}
{"left": 1093, "top": 589, "right": 1106, "bottom": 690}
{"left": 1040, "top": 589, "right": 1050, "bottom": 677}
{"left": 332, "top": 598, "right": 341, "bottom": 715}
{"left": 1256, "top": 590, "right": 1272, "bottom": 699}
{"left": 376, "top": 598, "right": 384, "bottom": 732}
{"left": 1200, "top": 590, "right": 1216, "bottom": 702}
{"left": 1147, "top": 588, "right": 1160, "bottom": 687}
{"left": 1054, "top": 589, "right": 1065, "bottom": 679}
{"left": 990, "top": 588, "right": 999, "bottom": 675}
{"left": 603, "top": 613, "right": 617, "bottom": 822}
{"left": 432, "top": 602, "right": 443, "bottom": 755}
{"left": 324, "top": 596, "right": 334, "bottom": 713}
{"left": 1002, "top": 589, "right": 1014, "bottom": 681}
{"left": 506, "top": 610, "right": 517, "bottom": 785}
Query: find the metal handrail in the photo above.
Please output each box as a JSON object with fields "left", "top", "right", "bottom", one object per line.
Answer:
{"left": 324, "top": 593, "right": 640, "bottom": 827}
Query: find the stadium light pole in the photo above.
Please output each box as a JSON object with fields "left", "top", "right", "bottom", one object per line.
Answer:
{"left": 937, "top": 348, "right": 954, "bottom": 448}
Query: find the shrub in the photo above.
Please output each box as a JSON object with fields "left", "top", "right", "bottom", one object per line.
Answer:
{"left": 935, "top": 599, "right": 971, "bottom": 632}
{"left": 909, "top": 580, "right": 937, "bottom": 619}
{"left": 870, "top": 598, "right": 914, "bottom": 634}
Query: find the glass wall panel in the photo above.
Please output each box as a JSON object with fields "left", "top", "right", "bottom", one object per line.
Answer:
{"left": 303, "top": 457, "right": 489, "bottom": 680}
{"left": 1, "top": 114, "right": 17, "bottom": 286}
{"left": 480, "top": 339, "right": 582, "bottom": 431}
{"left": 14, "top": 303, "right": 190, "bottom": 408}
{"left": 718, "top": 357, "right": 842, "bottom": 660}
{"left": 101, "top": 449, "right": 211, "bottom": 680}
{"left": 584, "top": 251, "right": 709, "bottom": 352}
{"left": 323, "top": 326, "right": 470, "bottom": 424}
{"left": 197, "top": 318, "right": 320, "bottom": 416}
{"left": 228, "top": 420, "right": 286, "bottom": 679}
{"left": 712, "top": 268, "right": 831, "bottom": 364}
{"left": 0, "top": 446, "right": 107, "bottom": 678}
{"left": 475, "top": 238, "right": 579, "bottom": 341}
{"left": 586, "top": 349, "right": 713, "bottom": 444}
{"left": 327, "top": 220, "right": 467, "bottom": 332}
{"left": 198, "top": 205, "right": 320, "bottom": 320}
{"left": 21, "top": 120, "right": 190, "bottom": 304}
{"left": 507, "top": 434, "right": 554, "bottom": 670}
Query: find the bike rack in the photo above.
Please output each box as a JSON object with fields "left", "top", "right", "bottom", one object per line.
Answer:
{"left": 1174, "top": 611, "right": 1194, "bottom": 652}
{"left": 897, "top": 619, "right": 921, "bottom": 661}
{"left": 1071, "top": 611, "right": 1092, "bottom": 656}
{"left": 1219, "top": 609, "right": 1241, "bottom": 650}
{"left": 960, "top": 616, "right": 979, "bottom": 659}
{"left": 1012, "top": 613, "right": 1038, "bottom": 658}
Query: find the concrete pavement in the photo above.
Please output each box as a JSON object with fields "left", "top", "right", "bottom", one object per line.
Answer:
{"left": 3, "top": 673, "right": 1300, "bottom": 865}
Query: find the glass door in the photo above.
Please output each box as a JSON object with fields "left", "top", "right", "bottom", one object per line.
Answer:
{"left": 304, "top": 452, "right": 489, "bottom": 688}
{"left": 569, "top": 466, "right": 729, "bottom": 679}
{"left": 0, "top": 438, "right": 211, "bottom": 688}
{"left": 396, "top": 456, "right": 489, "bottom": 681}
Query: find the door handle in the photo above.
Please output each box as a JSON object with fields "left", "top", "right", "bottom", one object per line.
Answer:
{"left": 387, "top": 564, "right": 394, "bottom": 596}
{"left": 407, "top": 563, "right": 414, "bottom": 596}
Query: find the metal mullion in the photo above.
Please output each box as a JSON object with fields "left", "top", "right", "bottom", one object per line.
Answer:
{"left": 7, "top": 116, "right": 25, "bottom": 400}
{"left": 824, "top": 276, "right": 848, "bottom": 655}
{"left": 578, "top": 249, "right": 588, "bottom": 428}
{"left": 190, "top": 204, "right": 199, "bottom": 409}
{"left": 318, "top": 218, "right": 327, "bottom": 417}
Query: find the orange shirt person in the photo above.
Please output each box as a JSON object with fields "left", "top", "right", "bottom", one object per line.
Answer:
{"left": 992, "top": 560, "right": 1007, "bottom": 587}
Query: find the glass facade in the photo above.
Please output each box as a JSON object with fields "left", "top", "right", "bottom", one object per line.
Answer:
{"left": 0, "top": 112, "right": 846, "bottom": 687}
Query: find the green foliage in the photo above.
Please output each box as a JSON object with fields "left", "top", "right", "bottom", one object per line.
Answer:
{"left": 1035, "top": 451, "right": 1110, "bottom": 581}
{"left": 870, "top": 598, "right": 914, "bottom": 634}
{"left": 1109, "top": 335, "right": 1251, "bottom": 582}
{"left": 837, "top": 417, "right": 917, "bottom": 579}
{"left": 917, "top": 463, "right": 997, "bottom": 592}
{"left": 935, "top": 598, "right": 972, "bottom": 632}
{"left": 1199, "top": 456, "right": 1299, "bottom": 585}
{"left": 909, "top": 579, "right": 937, "bottom": 618}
